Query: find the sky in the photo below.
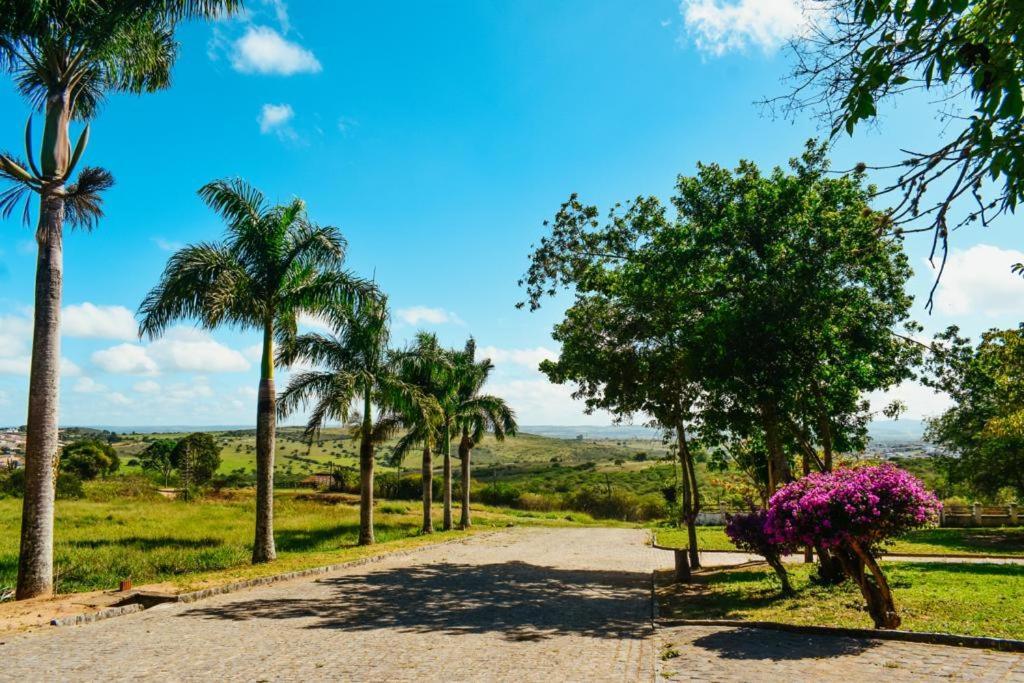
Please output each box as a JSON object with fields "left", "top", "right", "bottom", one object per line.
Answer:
{"left": 0, "top": 0, "right": 1021, "bottom": 428}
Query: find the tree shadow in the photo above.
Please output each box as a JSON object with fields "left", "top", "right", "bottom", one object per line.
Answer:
{"left": 62, "top": 537, "right": 225, "bottom": 551}
{"left": 688, "top": 627, "right": 878, "bottom": 660}
{"left": 184, "top": 561, "right": 653, "bottom": 642}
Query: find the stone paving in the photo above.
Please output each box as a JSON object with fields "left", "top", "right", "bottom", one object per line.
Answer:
{"left": 1, "top": 527, "right": 1022, "bottom": 682}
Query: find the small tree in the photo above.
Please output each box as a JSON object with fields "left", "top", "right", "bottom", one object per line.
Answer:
{"left": 171, "top": 433, "right": 221, "bottom": 493}
{"left": 140, "top": 438, "right": 177, "bottom": 486}
{"left": 725, "top": 509, "right": 795, "bottom": 595}
{"left": 60, "top": 440, "right": 119, "bottom": 481}
{"left": 765, "top": 465, "right": 940, "bottom": 628}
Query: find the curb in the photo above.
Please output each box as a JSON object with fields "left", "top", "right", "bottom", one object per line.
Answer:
{"left": 650, "top": 544, "right": 1024, "bottom": 562}
{"left": 654, "top": 618, "right": 1024, "bottom": 653}
{"left": 50, "top": 531, "right": 495, "bottom": 628}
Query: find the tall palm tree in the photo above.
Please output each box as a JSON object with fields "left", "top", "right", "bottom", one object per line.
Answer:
{"left": 389, "top": 332, "right": 452, "bottom": 533}
{"left": 277, "top": 299, "right": 438, "bottom": 545}
{"left": 449, "top": 339, "right": 517, "bottom": 529}
{"left": 0, "top": 0, "right": 240, "bottom": 600}
{"left": 139, "top": 178, "right": 370, "bottom": 563}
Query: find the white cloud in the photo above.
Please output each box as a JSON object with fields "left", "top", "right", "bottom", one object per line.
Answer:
{"left": 92, "top": 343, "right": 160, "bottom": 375}
{"left": 231, "top": 26, "right": 321, "bottom": 75}
{"left": 679, "top": 0, "right": 807, "bottom": 56}
{"left": 396, "top": 306, "right": 464, "bottom": 326}
{"left": 153, "top": 237, "right": 183, "bottom": 252}
{"left": 259, "top": 103, "right": 295, "bottom": 133}
{"left": 242, "top": 344, "right": 264, "bottom": 363}
{"left": 108, "top": 392, "right": 131, "bottom": 406}
{"left": 133, "top": 380, "right": 161, "bottom": 394}
{"left": 870, "top": 380, "right": 953, "bottom": 421}
{"left": 478, "top": 345, "right": 558, "bottom": 370}
{"left": 0, "top": 313, "right": 79, "bottom": 376}
{"left": 486, "top": 378, "right": 610, "bottom": 425}
{"left": 73, "top": 377, "right": 106, "bottom": 394}
{"left": 263, "top": 0, "right": 290, "bottom": 33}
{"left": 930, "top": 244, "right": 1024, "bottom": 317}
{"left": 62, "top": 303, "right": 137, "bottom": 341}
{"left": 92, "top": 328, "right": 250, "bottom": 376}
{"left": 0, "top": 358, "right": 29, "bottom": 375}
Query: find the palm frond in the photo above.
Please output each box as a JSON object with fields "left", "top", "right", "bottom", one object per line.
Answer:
{"left": 198, "top": 178, "right": 266, "bottom": 235}
{"left": 63, "top": 166, "right": 114, "bottom": 230}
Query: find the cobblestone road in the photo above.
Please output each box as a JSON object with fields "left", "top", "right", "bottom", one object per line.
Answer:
{"left": 2, "top": 527, "right": 1023, "bottom": 682}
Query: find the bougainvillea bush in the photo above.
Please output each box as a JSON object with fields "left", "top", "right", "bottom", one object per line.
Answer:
{"left": 765, "top": 464, "right": 941, "bottom": 628}
{"left": 725, "top": 509, "right": 796, "bottom": 595}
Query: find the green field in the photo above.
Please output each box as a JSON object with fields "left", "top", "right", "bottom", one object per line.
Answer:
{"left": 657, "top": 561, "right": 1024, "bottom": 640}
{"left": 0, "top": 485, "right": 612, "bottom": 595}
{"left": 654, "top": 526, "right": 1024, "bottom": 557}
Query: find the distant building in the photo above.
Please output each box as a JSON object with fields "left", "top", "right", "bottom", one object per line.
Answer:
{"left": 300, "top": 473, "right": 334, "bottom": 490}
{"left": 0, "top": 454, "right": 23, "bottom": 470}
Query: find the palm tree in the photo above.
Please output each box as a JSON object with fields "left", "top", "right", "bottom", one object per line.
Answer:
{"left": 138, "top": 178, "right": 371, "bottom": 563}
{"left": 0, "top": 0, "right": 240, "bottom": 600}
{"left": 277, "top": 299, "right": 438, "bottom": 545}
{"left": 389, "top": 332, "right": 452, "bottom": 533}
{"left": 449, "top": 339, "right": 517, "bottom": 529}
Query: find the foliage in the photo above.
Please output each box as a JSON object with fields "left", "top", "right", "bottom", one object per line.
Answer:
{"left": 923, "top": 325, "right": 1024, "bottom": 498}
{"left": 564, "top": 486, "right": 666, "bottom": 522}
{"left": 725, "top": 509, "right": 795, "bottom": 594}
{"left": 139, "top": 438, "right": 177, "bottom": 486}
{"left": 777, "top": 0, "right": 1024, "bottom": 301}
{"left": 171, "top": 433, "right": 221, "bottom": 487}
{"left": 60, "top": 439, "right": 120, "bottom": 481}
{"left": 0, "top": 469, "right": 82, "bottom": 500}
{"left": 765, "top": 464, "right": 940, "bottom": 628}
{"left": 765, "top": 465, "right": 941, "bottom": 551}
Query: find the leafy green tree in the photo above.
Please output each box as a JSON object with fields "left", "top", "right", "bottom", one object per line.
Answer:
{"left": 277, "top": 299, "right": 439, "bottom": 545}
{"left": 778, "top": 0, "right": 1024, "bottom": 298}
{"left": 172, "top": 432, "right": 221, "bottom": 491}
{"left": 140, "top": 438, "right": 178, "bottom": 486}
{"left": 139, "top": 179, "right": 372, "bottom": 563}
{"left": 449, "top": 339, "right": 517, "bottom": 529}
{"left": 59, "top": 439, "right": 119, "bottom": 481}
{"left": 0, "top": 0, "right": 239, "bottom": 601}
{"left": 924, "top": 325, "right": 1024, "bottom": 499}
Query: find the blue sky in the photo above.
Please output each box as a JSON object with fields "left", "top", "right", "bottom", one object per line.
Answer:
{"left": 0, "top": 0, "right": 1021, "bottom": 427}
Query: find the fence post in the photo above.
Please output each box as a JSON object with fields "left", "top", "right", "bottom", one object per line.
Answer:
{"left": 938, "top": 505, "right": 945, "bottom": 527}
{"left": 1010, "top": 503, "right": 1019, "bottom": 526}
{"left": 972, "top": 501, "right": 983, "bottom": 526}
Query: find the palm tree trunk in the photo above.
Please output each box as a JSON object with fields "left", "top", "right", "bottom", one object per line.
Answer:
{"left": 459, "top": 431, "right": 472, "bottom": 529}
{"left": 359, "top": 387, "right": 375, "bottom": 545}
{"left": 252, "top": 322, "right": 277, "bottom": 563}
{"left": 421, "top": 443, "right": 434, "bottom": 533}
{"left": 442, "top": 422, "right": 452, "bottom": 531}
{"left": 16, "top": 189, "right": 65, "bottom": 600}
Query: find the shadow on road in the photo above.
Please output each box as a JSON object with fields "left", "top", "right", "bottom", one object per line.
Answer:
{"left": 184, "top": 561, "right": 652, "bottom": 642}
{"left": 689, "top": 627, "right": 877, "bottom": 660}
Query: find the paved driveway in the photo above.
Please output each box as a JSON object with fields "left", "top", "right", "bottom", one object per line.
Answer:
{"left": 1, "top": 527, "right": 1023, "bottom": 682}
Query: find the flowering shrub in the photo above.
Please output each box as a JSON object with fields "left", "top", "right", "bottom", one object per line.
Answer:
{"left": 764, "top": 464, "right": 941, "bottom": 551}
{"left": 764, "top": 464, "right": 941, "bottom": 628}
{"left": 725, "top": 509, "right": 796, "bottom": 594}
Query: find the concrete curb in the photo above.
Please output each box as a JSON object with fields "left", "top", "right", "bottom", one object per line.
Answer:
{"left": 51, "top": 603, "right": 144, "bottom": 627}
{"left": 50, "top": 531, "right": 495, "bottom": 628}
{"left": 654, "top": 618, "right": 1024, "bottom": 653}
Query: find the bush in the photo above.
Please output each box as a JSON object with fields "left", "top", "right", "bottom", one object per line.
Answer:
{"left": 479, "top": 483, "right": 523, "bottom": 507}
{"left": 1, "top": 469, "right": 83, "bottom": 499}
{"left": 375, "top": 473, "right": 441, "bottom": 500}
{"left": 84, "top": 475, "right": 159, "bottom": 502}
{"left": 725, "top": 509, "right": 795, "bottom": 594}
{"left": 565, "top": 486, "right": 666, "bottom": 522}
{"left": 60, "top": 439, "right": 120, "bottom": 480}
{"left": 765, "top": 464, "right": 940, "bottom": 628}
{"left": 515, "top": 492, "right": 561, "bottom": 512}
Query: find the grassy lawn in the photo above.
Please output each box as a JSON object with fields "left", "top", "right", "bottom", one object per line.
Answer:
{"left": 654, "top": 526, "right": 1024, "bottom": 557}
{"left": 657, "top": 561, "right": 1024, "bottom": 640}
{"left": 0, "top": 489, "right": 608, "bottom": 596}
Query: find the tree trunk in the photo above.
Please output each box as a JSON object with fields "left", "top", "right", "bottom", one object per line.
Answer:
{"left": 421, "top": 444, "right": 433, "bottom": 533}
{"left": 16, "top": 190, "right": 64, "bottom": 600}
{"left": 767, "top": 555, "right": 794, "bottom": 596}
{"left": 673, "top": 549, "right": 691, "bottom": 583}
{"left": 252, "top": 323, "right": 277, "bottom": 563}
{"left": 459, "top": 431, "right": 472, "bottom": 529}
{"left": 760, "top": 404, "right": 792, "bottom": 495}
{"left": 442, "top": 423, "right": 452, "bottom": 531}
{"left": 848, "top": 540, "right": 901, "bottom": 629}
{"left": 677, "top": 425, "right": 701, "bottom": 569}
{"left": 359, "top": 388, "right": 375, "bottom": 545}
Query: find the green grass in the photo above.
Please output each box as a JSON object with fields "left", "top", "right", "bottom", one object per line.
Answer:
{"left": 653, "top": 526, "right": 1024, "bottom": 557}
{"left": 0, "top": 488, "right": 610, "bottom": 595}
{"left": 657, "top": 561, "right": 1024, "bottom": 640}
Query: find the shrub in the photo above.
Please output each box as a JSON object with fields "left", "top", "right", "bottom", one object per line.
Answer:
{"left": 765, "top": 464, "right": 940, "bottom": 628}
{"left": 479, "top": 483, "right": 523, "bottom": 507}
{"left": 60, "top": 439, "right": 120, "bottom": 480}
{"left": 515, "top": 492, "right": 561, "bottom": 512}
{"left": 565, "top": 486, "right": 665, "bottom": 522}
{"left": 1, "top": 469, "right": 83, "bottom": 499}
{"left": 725, "top": 509, "right": 795, "bottom": 594}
